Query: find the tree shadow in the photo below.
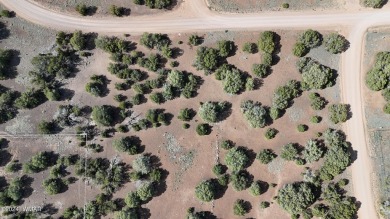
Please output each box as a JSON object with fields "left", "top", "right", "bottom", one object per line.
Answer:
{"left": 213, "top": 178, "right": 228, "bottom": 200}
{"left": 84, "top": 32, "right": 98, "bottom": 50}
{"left": 86, "top": 6, "right": 98, "bottom": 16}
{"left": 0, "top": 21, "right": 10, "bottom": 40}
{"left": 138, "top": 207, "right": 151, "bottom": 219}
{"left": 122, "top": 8, "right": 131, "bottom": 16}
{"left": 165, "top": 0, "right": 179, "bottom": 10}
{"left": 0, "top": 138, "right": 9, "bottom": 149}
{"left": 58, "top": 88, "right": 75, "bottom": 101}
{"left": 21, "top": 175, "right": 34, "bottom": 199}
{"left": 0, "top": 150, "right": 12, "bottom": 166}
{"left": 171, "top": 47, "right": 184, "bottom": 59}
{"left": 41, "top": 203, "right": 59, "bottom": 215}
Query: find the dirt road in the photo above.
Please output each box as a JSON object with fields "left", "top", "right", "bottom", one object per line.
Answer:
{"left": 0, "top": 0, "right": 387, "bottom": 218}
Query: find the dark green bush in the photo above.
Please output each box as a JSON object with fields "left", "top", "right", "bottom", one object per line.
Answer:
{"left": 324, "top": 33, "right": 349, "bottom": 54}
{"left": 91, "top": 105, "right": 116, "bottom": 126}
{"left": 257, "top": 149, "right": 276, "bottom": 164}
{"left": 113, "top": 136, "right": 141, "bottom": 155}
{"left": 264, "top": 128, "right": 278, "bottom": 139}
{"left": 196, "top": 123, "right": 211, "bottom": 136}
{"left": 328, "top": 104, "right": 350, "bottom": 124}
{"left": 225, "top": 147, "right": 249, "bottom": 172}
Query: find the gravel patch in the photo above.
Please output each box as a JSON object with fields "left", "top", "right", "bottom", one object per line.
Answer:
{"left": 161, "top": 132, "right": 197, "bottom": 191}
{"left": 267, "top": 157, "right": 285, "bottom": 175}
{"left": 207, "top": 0, "right": 341, "bottom": 13}
{"left": 5, "top": 115, "right": 34, "bottom": 134}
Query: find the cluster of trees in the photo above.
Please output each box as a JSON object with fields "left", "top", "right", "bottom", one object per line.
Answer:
{"left": 132, "top": 109, "right": 170, "bottom": 131}
{"left": 85, "top": 75, "right": 108, "bottom": 97}
{"left": 271, "top": 80, "right": 301, "bottom": 119}
{"left": 276, "top": 182, "right": 318, "bottom": 216}
{"left": 253, "top": 31, "right": 278, "bottom": 78}
{"left": 297, "top": 57, "right": 335, "bottom": 90}
{"left": 215, "top": 65, "right": 251, "bottom": 94}
{"left": 75, "top": 157, "right": 127, "bottom": 194}
{"left": 140, "top": 32, "right": 171, "bottom": 50}
{"left": 28, "top": 31, "right": 85, "bottom": 104}
{"left": 366, "top": 51, "right": 390, "bottom": 114}
{"left": 319, "top": 129, "right": 351, "bottom": 181}
{"left": 95, "top": 36, "right": 130, "bottom": 54}
{"left": 193, "top": 41, "right": 235, "bottom": 75}
{"left": 293, "top": 29, "right": 322, "bottom": 57}
{"left": 199, "top": 101, "right": 230, "bottom": 123}
{"left": 0, "top": 177, "right": 28, "bottom": 206}
{"left": 278, "top": 139, "right": 325, "bottom": 166}
{"left": 165, "top": 70, "right": 201, "bottom": 99}
{"left": 240, "top": 100, "right": 269, "bottom": 128}
{"left": 193, "top": 47, "right": 220, "bottom": 74}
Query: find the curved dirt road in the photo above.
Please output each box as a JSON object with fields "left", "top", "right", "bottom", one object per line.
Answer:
{"left": 1, "top": 0, "right": 387, "bottom": 218}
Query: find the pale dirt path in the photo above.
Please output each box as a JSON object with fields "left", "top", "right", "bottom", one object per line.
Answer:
{"left": 1, "top": 0, "right": 388, "bottom": 218}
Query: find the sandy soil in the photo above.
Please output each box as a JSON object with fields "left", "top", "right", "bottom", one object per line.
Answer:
{"left": 32, "top": 0, "right": 183, "bottom": 18}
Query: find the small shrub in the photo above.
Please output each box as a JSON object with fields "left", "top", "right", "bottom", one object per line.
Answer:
{"left": 38, "top": 120, "right": 56, "bottom": 134}
{"left": 195, "top": 179, "right": 217, "bottom": 202}
{"left": 196, "top": 123, "right": 211, "bottom": 136}
{"left": 75, "top": 4, "right": 88, "bottom": 16}
{"left": 242, "top": 42, "right": 257, "bottom": 54}
{"left": 249, "top": 180, "right": 263, "bottom": 196}
{"left": 109, "top": 5, "right": 124, "bottom": 16}
{"left": 231, "top": 170, "right": 252, "bottom": 191}
{"left": 280, "top": 143, "right": 298, "bottom": 161}
{"left": 328, "top": 104, "right": 350, "bottom": 124}
{"left": 310, "top": 115, "right": 322, "bottom": 123}
{"left": 264, "top": 128, "right": 278, "bottom": 139}
{"left": 212, "top": 164, "right": 226, "bottom": 176}
{"left": 297, "top": 124, "right": 308, "bottom": 132}
{"left": 178, "top": 108, "right": 194, "bottom": 121}
{"left": 220, "top": 140, "right": 234, "bottom": 150}
{"left": 257, "top": 149, "right": 276, "bottom": 164}
{"left": 0, "top": 10, "right": 12, "bottom": 18}
{"left": 260, "top": 201, "right": 270, "bottom": 209}
{"left": 182, "top": 123, "right": 190, "bottom": 129}
{"left": 282, "top": 3, "right": 290, "bottom": 8}
{"left": 233, "top": 199, "right": 249, "bottom": 216}
{"left": 188, "top": 35, "right": 201, "bottom": 46}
